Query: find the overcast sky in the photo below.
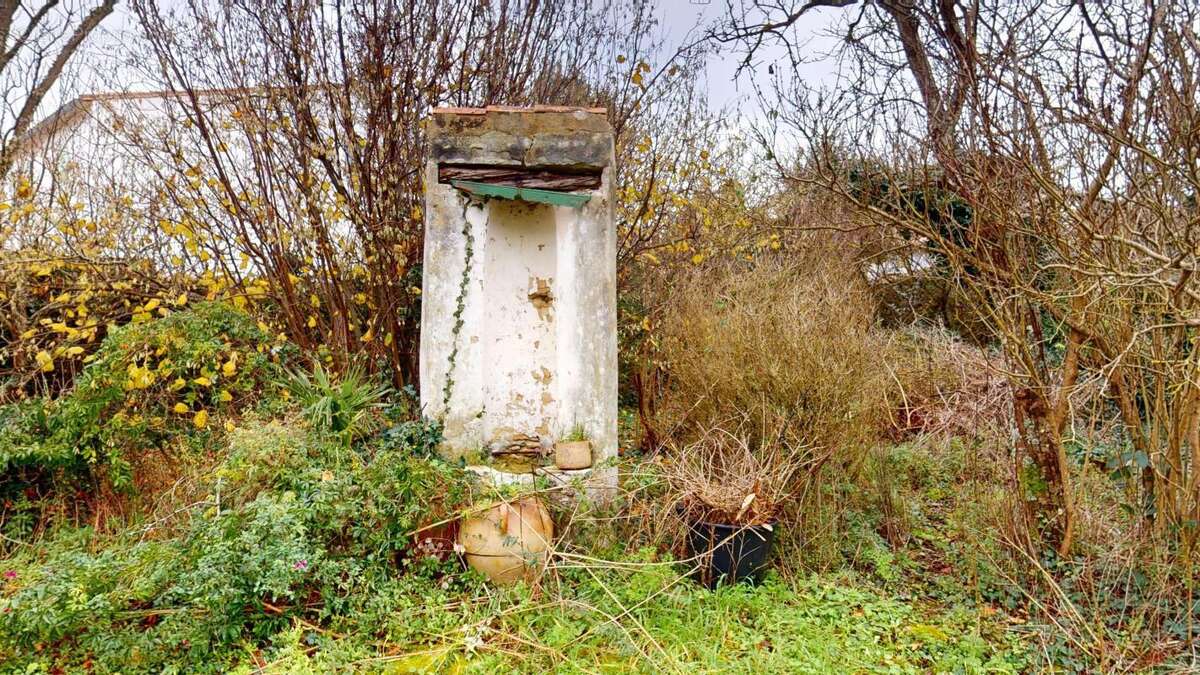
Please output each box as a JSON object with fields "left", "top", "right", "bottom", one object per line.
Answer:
{"left": 41, "top": 0, "right": 845, "bottom": 123}
{"left": 656, "top": 0, "right": 843, "bottom": 110}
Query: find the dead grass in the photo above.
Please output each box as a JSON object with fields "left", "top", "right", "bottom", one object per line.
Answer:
{"left": 647, "top": 254, "right": 893, "bottom": 565}
{"left": 654, "top": 254, "right": 890, "bottom": 464}
{"left": 883, "top": 325, "right": 1010, "bottom": 440}
{"left": 662, "top": 422, "right": 811, "bottom": 526}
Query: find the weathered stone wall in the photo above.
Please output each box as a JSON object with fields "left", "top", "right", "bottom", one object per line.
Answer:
{"left": 420, "top": 107, "right": 617, "bottom": 492}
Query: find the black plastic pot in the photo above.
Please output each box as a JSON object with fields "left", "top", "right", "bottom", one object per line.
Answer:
{"left": 686, "top": 520, "right": 776, "bottom": 588}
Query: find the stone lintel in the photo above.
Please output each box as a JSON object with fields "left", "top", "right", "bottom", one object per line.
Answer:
{"left": 429, "top": 107, "right": 612, "bottom": 171}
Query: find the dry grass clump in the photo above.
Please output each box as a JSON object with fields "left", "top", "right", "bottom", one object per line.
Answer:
{"left": 664, "top": 423, "right": 810, "bottom": 526}
{"left": 655, "top": 255, "right": 890, "bottom": 468}
{"left": 647, "top": 255, "right": 893, "bottom": 565}
{"left": 883, "top": 326, "right": 1009, "bottom": 440}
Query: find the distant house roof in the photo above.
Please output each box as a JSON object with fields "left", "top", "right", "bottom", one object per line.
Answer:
{"left": 19, "top": 88, "right": 264, "bottom": 156}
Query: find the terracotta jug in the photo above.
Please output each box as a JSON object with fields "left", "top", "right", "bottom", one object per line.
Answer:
{"left": 458, "top": 497, "right": 554, "bottom": 585}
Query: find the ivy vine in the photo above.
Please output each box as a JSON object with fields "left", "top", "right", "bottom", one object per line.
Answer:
{"left": 441, "top": 198, "right": 484, "bottom": 409}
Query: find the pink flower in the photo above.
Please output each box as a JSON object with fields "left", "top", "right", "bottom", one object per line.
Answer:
{"left": 2, "top": 570, "right": 15, "bottom": 580}
{"left": 293, "top": 560, "right": 308, "bottom": 571}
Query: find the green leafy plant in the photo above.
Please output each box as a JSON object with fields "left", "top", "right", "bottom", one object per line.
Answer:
{"left": 0, "top": 302, "right": 286, "bottom": 490}
{"left": 284, "top": 362, "right": 389, "bottom": 446}
{"left": 0, "top": 419, "right": 473, "bottom": 672}
{"left": 563, "top": 424, "right": 588, "bottom": 443}
{"left": 378, "top": 416, "right": 445, "bottom": 459}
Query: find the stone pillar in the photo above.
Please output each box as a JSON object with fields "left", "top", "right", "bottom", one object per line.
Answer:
{"left": 420, "top": 107, "right": 617, "bottom": 497}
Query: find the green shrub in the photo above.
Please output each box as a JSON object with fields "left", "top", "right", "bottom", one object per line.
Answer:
{"left": 0, "top": 399, "right": 57, "bottom": 547}
{"left": 0, "top": 419, "right": 473, "bottom": 672}
{"left": 0, "top": 397, "right": 52, "bottom": 471}
{"left": 0, "top": 302, "right": 291, "bottom": 489}
{"left": 377, "top": 416, "right": 444, "bottom": 459}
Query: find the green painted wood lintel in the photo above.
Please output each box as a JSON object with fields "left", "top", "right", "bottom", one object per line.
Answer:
{"left": 451, "top": 180, "right": 591, "bottom": 208}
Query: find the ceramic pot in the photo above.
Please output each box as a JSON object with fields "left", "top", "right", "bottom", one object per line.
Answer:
{"left": 554, "top": 440, "right": 592, "bottom": 470}
{"left": 458, "top": 497, "right": 554, "bottom": 585}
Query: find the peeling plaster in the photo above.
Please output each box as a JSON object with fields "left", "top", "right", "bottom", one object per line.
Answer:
{"left": 420, "top": 108, "right": 617, "bottom": 498}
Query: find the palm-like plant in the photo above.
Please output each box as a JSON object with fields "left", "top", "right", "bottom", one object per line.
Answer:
{"left": 284, "top": 363, "right": 389, "bottom": 447}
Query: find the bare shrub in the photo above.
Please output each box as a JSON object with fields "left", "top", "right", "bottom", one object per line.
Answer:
{"left": 649, "top": 253, "right": 892, "bottom": 565}
{"left": 884, "top": 326, "right": 1009, "bottom": 441}
{"left": 719, "top": 0, "right": 1200, "bottom": 561}
{"left": 655, "top": 253, "right": 889, "bottom": 463}
{"left": 0, "top": 0, "right": 116, "bottom": 181}
{"left": 117, "top": 0, "right": 711, "bottom": 389}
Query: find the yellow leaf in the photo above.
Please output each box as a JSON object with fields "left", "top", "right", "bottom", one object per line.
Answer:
{"left": 224, "top": 420, "right": 236, "bottom": 432}
{"left": 194, "top": 376, "right": 212, "bottom": 387}
{"left": 221, "top": 358, "right": 236, "bottom": 377}
{"left": 65, "top": 346, "right": 85, "bottom": 356}
{"left": 193, "top": 410, "right": 209, "bottom": 429}
{"left": 143, "top": 298, "right": 161, "bottom": 312}
{"left": 35, "top": 350, "right": 54, "bottom": 372}
{"left": 218, "top": 390, "right": 233, "bottom": 402}
{"left": 173, "top": 402, "right": 189, "bottom": 414}
{"left": 307, "top": 316, "right": 316, "bottom": 328}
{"left": 175, "top": 293, "right": 188, "bottom": 306}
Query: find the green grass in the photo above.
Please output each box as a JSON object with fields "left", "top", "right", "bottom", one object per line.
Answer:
{"left": 1, "top": 531, "right": 1031, "bottom": 673}
{"left": 453, "top": 564, "right": 1031, "bottom": 674}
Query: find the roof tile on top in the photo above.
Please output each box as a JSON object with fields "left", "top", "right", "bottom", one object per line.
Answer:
{"left": 431, "top": 105, "right": 607, "bottom": 115}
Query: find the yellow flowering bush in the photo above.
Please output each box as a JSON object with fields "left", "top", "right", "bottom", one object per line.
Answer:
{"left": 1, "top": 302, "right": 294, "bottom": 489}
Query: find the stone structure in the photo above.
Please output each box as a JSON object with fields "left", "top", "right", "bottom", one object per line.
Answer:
{"left": 420, "top": 106, "right": 617, "bottom": 495}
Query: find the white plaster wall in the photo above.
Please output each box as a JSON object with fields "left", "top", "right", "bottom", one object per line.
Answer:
{"left": 481, "top": 200, "right": 559, "bottom": 441}
{"left": 421, "top": 181, "right": 617, "bottom": 469}
{"left": 554, "top": 168, "right": 619, "bottom": 487}
{"left": 420, "top": 186, "right": 488, "bottom": 448}
{"left": 420, "top": 110, "right": 617, "bottom": 496}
